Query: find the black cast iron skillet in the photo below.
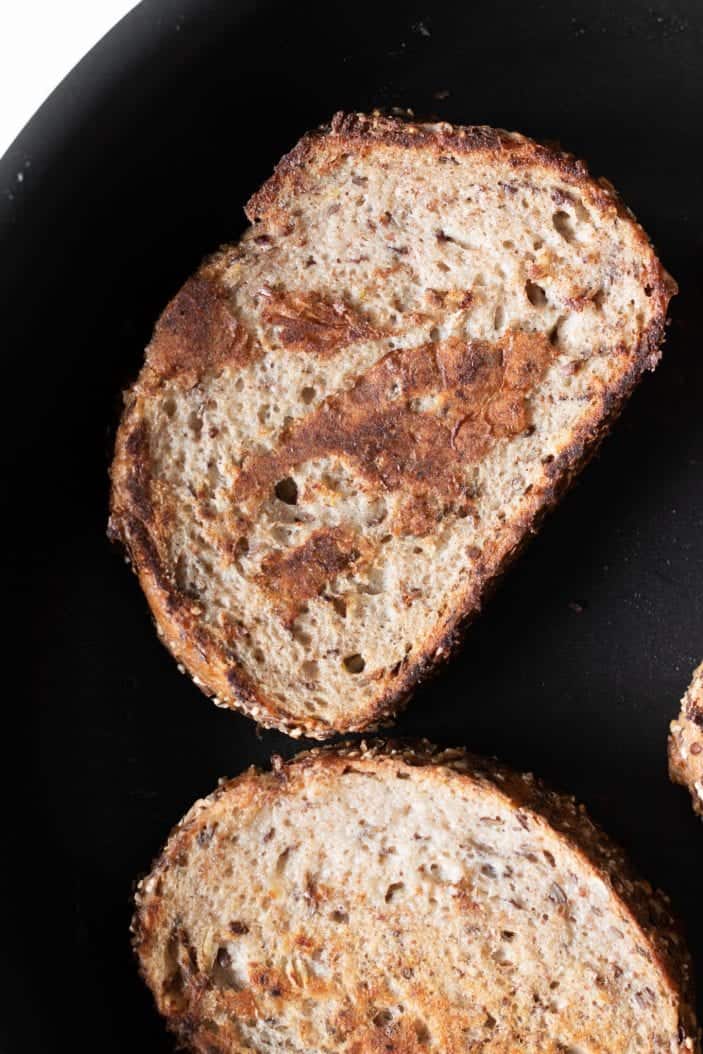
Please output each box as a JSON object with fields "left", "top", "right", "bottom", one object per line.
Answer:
{"left": 1, "top": 0, "right": 701, "bottom": 1049}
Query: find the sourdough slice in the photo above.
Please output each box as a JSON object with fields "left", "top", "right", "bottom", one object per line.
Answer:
{"left": 669, "top": 662, "right": 703, "bottom": 818}
{"left": 134, "top": 742, "right": 699, "bottom": 1054}
{"left": 109, "top": 111, "right": 676, "bottom": 737}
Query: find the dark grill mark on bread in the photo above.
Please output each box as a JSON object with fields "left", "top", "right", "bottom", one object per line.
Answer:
{"left": 237, "top": 331, "right": 554, "bottom": 539}
{"left": 261, "top": 289, "right": 379, "bottom": 356}
{"left": 146, "top": 273, "right": 256, "bottom": 384}
{"left": 257, "top": 527, "right": 360, "bottom": 627}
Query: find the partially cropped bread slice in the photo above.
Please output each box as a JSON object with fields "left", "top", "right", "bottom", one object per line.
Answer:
{"left": 134, "top": 742, "right": 699, "bottom": 1054}
{"left": 669, "top": 662, "right": 703, "bottom": 817}
{"left": 110, "top": 111, "right": 676, "bottom": 737}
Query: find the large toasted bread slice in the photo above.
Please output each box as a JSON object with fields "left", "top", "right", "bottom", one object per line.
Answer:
{"left": 134, "top": 742, "right": 699, "bottom": 1053}
{"left": 110, "top": 112, "right": 676, "bottom": 737}
{"left": 670, "top": 661, "right": 703, "bottom": 818}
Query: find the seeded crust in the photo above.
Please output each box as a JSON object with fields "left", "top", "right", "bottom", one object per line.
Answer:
{"left": 133, "top": 742, "right": 700, "bottom": 1053}
{"left": 669, "top": 662, "right": 703, "bottom": 818}
{"left": 110, "top": 111, "right": 676, "bottom": 737}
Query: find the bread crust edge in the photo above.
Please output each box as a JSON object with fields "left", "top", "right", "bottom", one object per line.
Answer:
{"left": 669, "top": 662, "right": 703, "bottom": 818}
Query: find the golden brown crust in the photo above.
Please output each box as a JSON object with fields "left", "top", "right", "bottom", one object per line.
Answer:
{"left": 257, "top": 526, "right": 361, "bottom": 628}
{"left": 109, "top": 112, "right": 676, "bottom": 738}
{"left": 133, "top": 742, "right": 700, "bottom": 1053}
{"left": 261, "top": 288, "right": 380, "bottom": 357}
{"left": 669, "top": 662, "right": 703, "bottom": 818}
{"left": 144, "top": 269, "right": 257, "bottom": 386}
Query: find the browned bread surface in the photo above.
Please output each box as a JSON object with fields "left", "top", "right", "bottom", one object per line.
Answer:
{"left": 110, "top": 111, "right": 676, "bottom": 737}
{"left": 669, "top": 661, "right": 703, "bottom": 817}
{"left": 134, "top": 742, "right": 699, "bottom": 1053}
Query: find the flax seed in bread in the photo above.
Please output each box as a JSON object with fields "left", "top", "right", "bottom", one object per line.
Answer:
{"left": 109, "top": 112, "right": 676, "bottom": 737}
{"left": 669, "top": 661, "right": 703, "bottom": 818}
{"left": 133, "top": 742, "right": 699, "bottom": 1053}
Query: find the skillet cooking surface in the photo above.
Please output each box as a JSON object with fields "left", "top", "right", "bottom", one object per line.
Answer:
{"left": 1, "top": 0, "right": 702, "bottom": 1049}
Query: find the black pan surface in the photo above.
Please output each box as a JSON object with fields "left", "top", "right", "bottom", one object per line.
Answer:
{"left": 1, "top": 0, "right": 702, "bottom": 1049}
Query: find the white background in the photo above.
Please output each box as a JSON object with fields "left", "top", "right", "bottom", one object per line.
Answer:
{"left": 0, "top": 1, "right": 139, "bottom": 158}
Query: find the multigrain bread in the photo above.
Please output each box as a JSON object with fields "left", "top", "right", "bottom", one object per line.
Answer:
{"left": 669, "top": 661, "right": 703, "bottom": 817}
{"left": 110, "top": 112, "right": 676, "bottom": 737}
{"left": 134, "top": 741, "right": 699, "bottom": 1053}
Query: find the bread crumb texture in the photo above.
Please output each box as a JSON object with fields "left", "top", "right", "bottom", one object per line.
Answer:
{"left": 134, "top": 743, "right": 699, "bottom": 1053}
{"left": 110, "top": 112, "right": 676, "bottom": 737}
{"left": 669, "top": 661, "right": 703, "bottom": 818}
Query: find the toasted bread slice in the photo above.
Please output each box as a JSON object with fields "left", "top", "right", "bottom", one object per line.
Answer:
{"left": 110, "top": 112, "right": 676, "bottom": 737}
{"left": 669, "top": 662, "right": 703, "bottom": 817}
{"left": 134, "top": 742, "right": 699, "bottom": 1053}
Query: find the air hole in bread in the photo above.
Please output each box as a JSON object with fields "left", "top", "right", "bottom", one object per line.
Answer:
{"left": 326, "top": 595, "right": 347, "bottom": 618}
{"left": 525, "top": 281, "right": 548, "bottom": 307}
{"left": 502, "top": 240, "right": 514, "bottom": 250}
{"left": 211, "top": 947, "right": 246, "bottom": 991}
{"left": 573, "top": 198, "right": 591, "bottom": 223}
{"left": 549, "top": 317, "right": 563, "bottom": 346}
{"left": 436, "top": 260, "right": 450, "bottom": 274}
{"left": 188, "top": 412, "right": 203, "bottom": 436}
{"left": 253, "top": 648, "right": 265, "bottom": 664}
{"left": 553, "top": 210, "right": 576, "bottom": 242}
{"left": 493, "top": 304, "right": 505, "bottom": 331}
{"left": 301, "top": 385, "right": 316, "bottom": 404}
{"left": 302, "top": 659, "right": 319, "bottom": 680}
{"left": 385, "top": 881, "right": 405, "bottom": 902}
{"left": 275, "top": 477, "right": 298, "bottom": 504}
{"left": 292, "top": 623, "right": 312, "bottom": 647}
{"left": 343, "top": 653, "right": 365, "bottom": 674}
{"left": 372, "top": 1009, "right": 394, "bottom": 1027}
{"left": 163, "top": 398, "right": 177, "bottom": 417}
{"left": 593, "top": 288, "right": 606, "bottom": 309}
{"left": 429, "top": 325, "right": 440, "bottom": 342}
{"left": 644, "top": 284, "right": 652, "bottom": 297}
{"left": 233, "top": 535, "right": 249, "bottom": 558}
{"left": 275, "top": 847, "right": 293, "bottom": 874}
{"left": 414, "top": 1020, "right": 431, "bottom": 1045}
{"left": 330, "top": 909, "right": 348, "bottom": 923}
{"left": 492, "top": 946, "right": 514, "bottom": 967}
{"left": 533, "top": 238, "right": 544, "bottom": 250}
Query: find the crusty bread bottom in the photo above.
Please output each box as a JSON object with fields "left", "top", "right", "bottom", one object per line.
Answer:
{"left": 134, "top": 743, "right": 699, "bottom": 1053}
